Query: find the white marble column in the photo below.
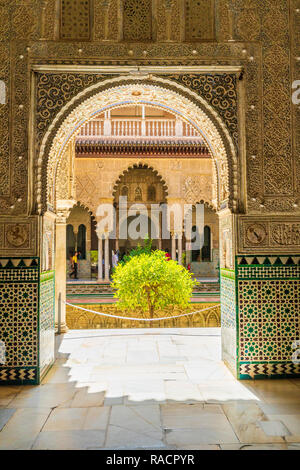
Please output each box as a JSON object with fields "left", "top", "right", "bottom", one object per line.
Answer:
{"left": 141, "top": 105, "right": 146, "bottom": 136}
{"left": 186, "top": 241, "right": 192, "bottom": 266}
{"left": 104, "top": 234, "right": 110, "bottom": 281}
{"left": 171, "top": 232, "right": 176, "bottom": 261}
{"left": 177, "top": 233, "right": 183, "bottom": 265}
{"left": 158, "top": 238, "right": 162, "bottom": 250}
{"left": 104, "top": 110, "right": 111, "bottom": 136}
{"left": 97, "top": 235, "right": 103, "bottom": 281}
{"left": 55, "top": 217, "right": 68, "bottom": 334}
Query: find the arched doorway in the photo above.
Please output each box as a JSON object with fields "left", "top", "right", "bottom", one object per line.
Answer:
{"left": 113, "top": 164, "right": 168, "bottom": 258}
{"left": 39, "top": 75, "right": 240, "bottom": 380}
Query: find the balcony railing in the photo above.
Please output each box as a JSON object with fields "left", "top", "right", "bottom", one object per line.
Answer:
{"left": 77, "top": 117, "right": 199, "bottom": 140}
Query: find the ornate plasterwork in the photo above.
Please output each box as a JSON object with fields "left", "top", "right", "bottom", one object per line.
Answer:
{"left": 182, "top": 175, "right": 214, "bottom": 207}
{"left": 1, "top": 1, "right": 298, "bottom": 218}
{"left": 162, "top": 74, "right": 238, "bottom": 146}
{"left": 219, "top": 209, "right": 235, "bottom": 269}
{"left": 0, "top": 216, "right": 38, "bottom": 257}
{"left": 60, "top": 0, "right": 92, "bottom": 40}
{"left": 112, "top": 163, "right": 168, "bottom": 201}
{"left": 39, "top": 76, "right": 236, "bottom": 216}
{"left": 238, "top": 216, "right": 300, "bottom": 254}
{"left": 123, "top": 0, "right": 153, "bottom": 41}
{"left": 156, "top": 0, "right": 182, "bottom": 42}
{"left": 94, "top": 0, "right": 119, "bottom": 41}
{"left": 185, "top": 0, "right": 215, "bottom": 41}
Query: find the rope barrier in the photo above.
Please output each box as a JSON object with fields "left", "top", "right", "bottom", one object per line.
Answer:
{"left": 64, "top": 301, "right": 219, "bottom": 322}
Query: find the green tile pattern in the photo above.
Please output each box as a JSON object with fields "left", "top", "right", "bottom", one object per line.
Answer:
{"left": 0, "top": 258, "right": 40, "bottom": 384}
{"left": 220, "top": 269, "right": 237, "bottom": 375}
{"left": 39, "top": 270, "right": 55, "bottom": 379}
{"left": 237, "top": 255, "right": 300, "bottom": 379}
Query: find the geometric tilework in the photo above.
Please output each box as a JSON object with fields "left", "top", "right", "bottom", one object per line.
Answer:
{"left": 239, "top": 362, "right": 300, "bottom": 380}
{"left": 0, "top": 367, "right": 38, "bottom": 384}
{"left": 0, "top": 258, "right": 40, "bottom": 384}
{"left": 220, "top": 270, "right": 236, "bottom": 329}
{"left": 237, "top": 255, "right": 300, "bottom": 279}
{"left": 238, "top": 256, "right": 300, "bottom": 266}
{"left": 39, "top": 270, "right": 55, "bottom": 379}
{"left": 238, "top": 265, "right": 300, "bottom": 280}
{"left": 0, "top": 267, "right": 38, "bottom": 282}
{"left": 237, "top": 255, "right": 300, "bottom": 379}
{"left": 220, "top": 269, "right": 237, "bottom": 374}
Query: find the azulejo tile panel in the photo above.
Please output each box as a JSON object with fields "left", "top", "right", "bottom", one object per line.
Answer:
{"left": 0, "top": 258, "right": 55, "bottom": 385}
{"left": 236, "top": 255, "right": 300, "bottom": 379}
{"left": 39, "top": 270, "right": 55, "bottom": 380}
{"left": 220, "top": 269, "right": 237, "bottom": 376}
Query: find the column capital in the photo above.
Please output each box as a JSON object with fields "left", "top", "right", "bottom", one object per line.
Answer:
{"left": 96, "top": 229, "right": 111, "bottom": 240}
{"left": 56, "top": 213, "right": 69, "bottom": 224}
{"left": 171, "top": 230, "right": 183, "bottom": 239}
{"left": 56, "top": 199, "right": 76, "bottom": 223}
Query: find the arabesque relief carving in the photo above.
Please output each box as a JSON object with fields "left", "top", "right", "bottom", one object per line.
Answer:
{"left": 239, "top": 217, "right": 300, "bottom": 253}
{"left": 47, "top": 81, "right": 234, "bottom": 215}
{"left": 6, "top": 224, "right": 28, "bottom": 247}
{"left": 0, "top": 0, "right": 298, "bottom": 223}
{"left": 0, "top": 217, "right": 38, "bottom": 256}
{"left": 162, "top": 74, "right": 238, "bottom": 146}
{"left": 156, "top": 0, "right": 182, "bottom": 42}
{"left": 123, "top": 0, "right": 153, "bottom": 41}
{"left": 94, "top": 0, "right": 119, "bottom": 41}
{"left": 182, "top": 176, "right": 213, "bottom": 206}
{"left": 271, "top": 224, "right": 300, "bottom": 247}
{"left": 60, "top": 0, "right": 91, "bottom": 40}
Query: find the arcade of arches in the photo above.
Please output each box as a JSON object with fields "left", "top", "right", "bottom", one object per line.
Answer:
{"left": 0, "top": 1, "right": 299, "bottom": 393}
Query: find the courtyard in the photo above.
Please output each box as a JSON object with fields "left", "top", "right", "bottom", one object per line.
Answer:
{"left": 1, "top": 0, "right": 300, "bottom": 454}
{"left": 0, "top": 328, "right": 299, "bottom": 450}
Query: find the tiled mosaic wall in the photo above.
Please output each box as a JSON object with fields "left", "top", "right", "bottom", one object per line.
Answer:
{"left": 39, "top": 270, "right": 55, "bottom": 379}
{"left": 220, "top": 269, "right": 237, "bottom": 376}
{"left": 0, "top": 258, "right": 55, "bottom": 385}
{"left": 0, "top": 258, "right": 39, "bottom": 384}
{"left": 237, "top": 256, "right": 300, "bottom": 379}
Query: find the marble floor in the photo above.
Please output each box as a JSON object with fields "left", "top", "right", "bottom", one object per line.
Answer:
{"left": 0, "top": 328, "right": 299, "bottom": 450}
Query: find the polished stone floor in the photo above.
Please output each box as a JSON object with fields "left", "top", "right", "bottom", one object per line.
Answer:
{"left": 0, "top": 328, "right": 299, "bottom": 450}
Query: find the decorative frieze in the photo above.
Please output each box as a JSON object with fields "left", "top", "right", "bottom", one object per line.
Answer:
{"left": 76, "top": 141, "right": 211, "bottom": 158}
{"left": 123, "top": 0, "right": 153, "bottom": 41}
{"left": 238, "top": 217, "right": 300, "bottom": 253}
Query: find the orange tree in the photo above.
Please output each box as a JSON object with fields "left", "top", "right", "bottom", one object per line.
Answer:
{"left": 111, "top": 250, "right": 197, "bottom": 318}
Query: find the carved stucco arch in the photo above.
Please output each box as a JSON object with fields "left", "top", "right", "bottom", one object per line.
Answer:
{"left": 112, "top": 162, "right": 169, "bottom": 200}
{"left": 75, "top": 201, "right": 97, "bottom": 219}
{"left": 39, "top": 75, "right": 238, "bottom": 213}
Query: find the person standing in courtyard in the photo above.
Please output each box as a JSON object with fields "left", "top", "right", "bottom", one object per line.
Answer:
{"left": 70, "top": 251, "right": 79, "bottom": 279}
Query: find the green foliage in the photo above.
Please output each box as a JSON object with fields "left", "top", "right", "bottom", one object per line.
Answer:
{"left": 111, "top": 250, "right": 197, "bottom": 317}
{"left": 120, "top": 236, "right": 153, "bottom": 265}
{"left": 89, "top": 250, "right": 98, "bottom": 264}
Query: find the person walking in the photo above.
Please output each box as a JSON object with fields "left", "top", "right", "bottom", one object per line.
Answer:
{"left": 70, "top": 251, "right": 78, "bottom": 279}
